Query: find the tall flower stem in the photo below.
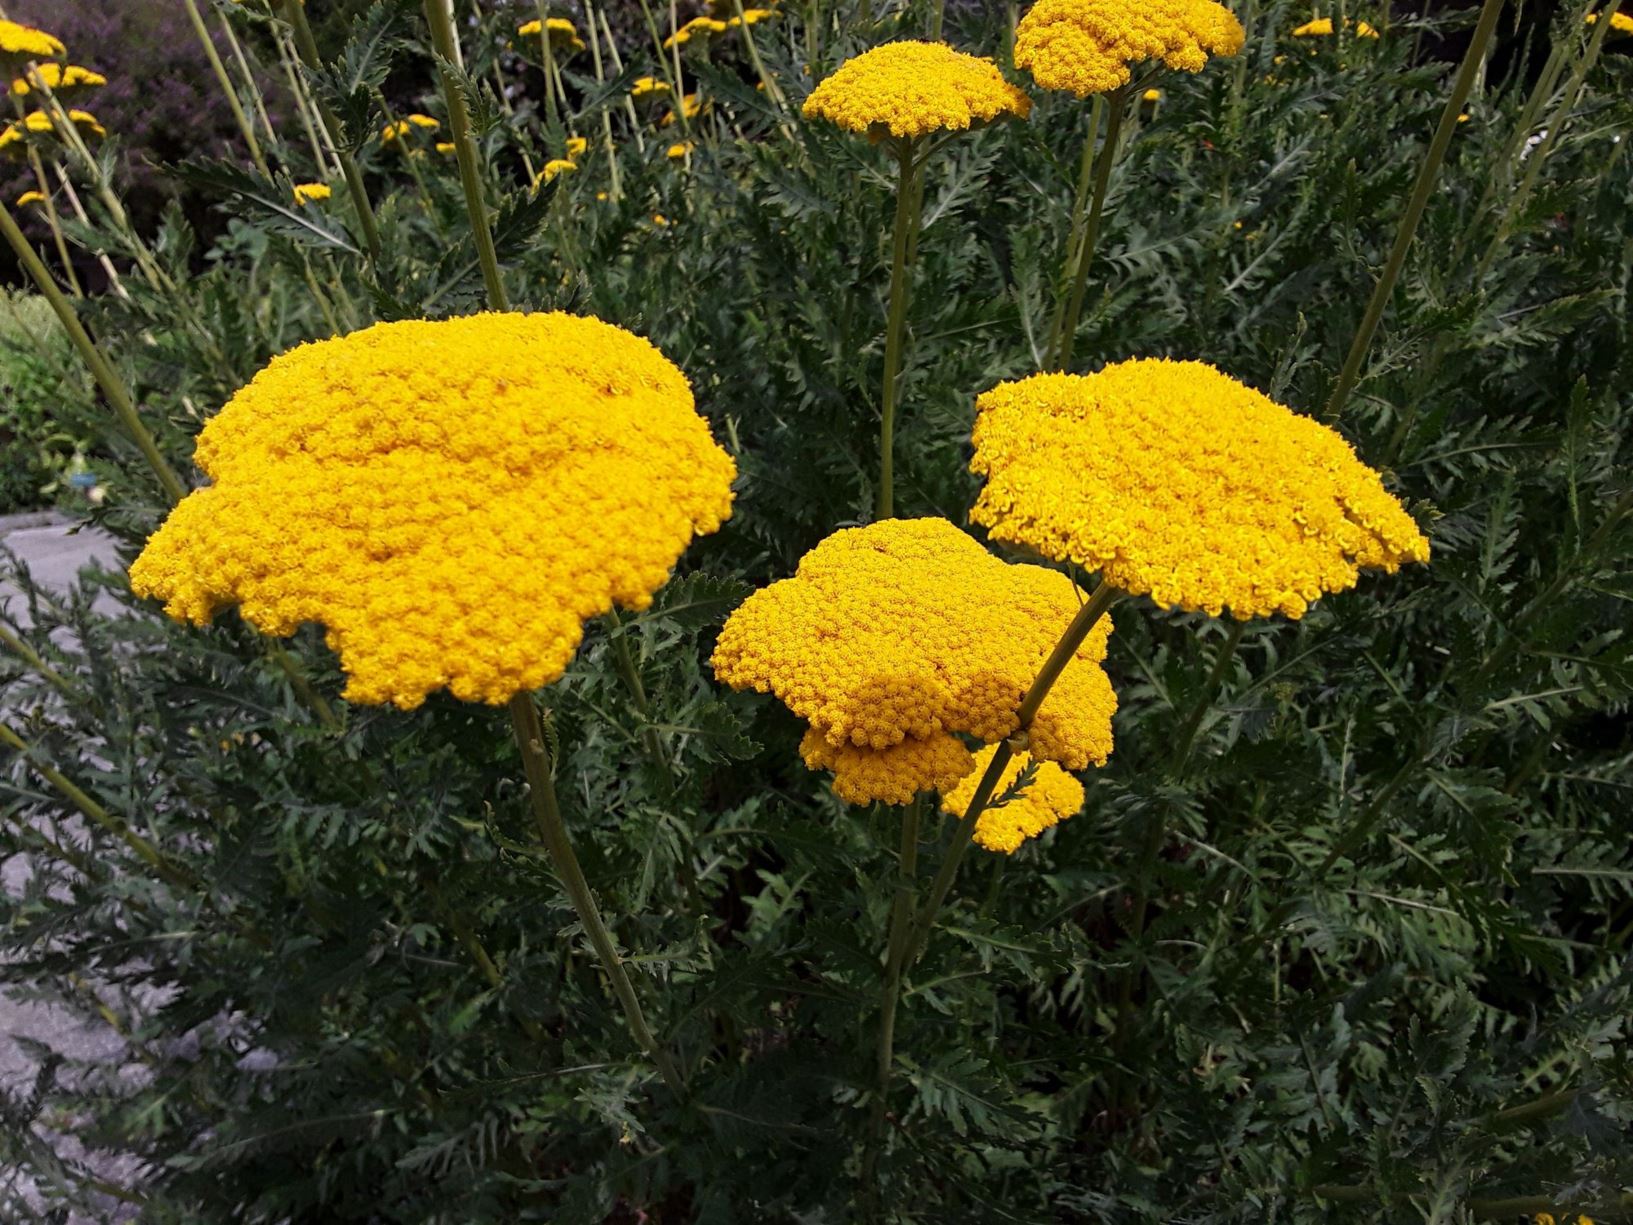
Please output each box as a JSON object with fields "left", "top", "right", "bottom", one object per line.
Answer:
{"left": 181, "top": 0, "right": 273, "bottom": 178}
{"left": 424, "top": 0, "right": 510, "bottom": 310}
{"left": 1169, "top": 618, "right": 1246, "bottom": 776}
{"left": 904, "top": 581, "right": 1123, "bottom": 969}
{"left": 1042, "top": 93, "right": 1102, "bottom": 367}
{"left": 273, "top": 25, "right": 337, "bottom": 175}
{"left": 506, "top": 694, "right": 687, "bottom": 1095}
{"left": 18, "top": 145, "right": 80, "bottom": 296}
{"left": 1321, "top": 0, "right": 1506, "bottom": 421}
{"left": 217, "top": 8, "right": 280, "bottom": 153}
{"left": 584, "top": 0, "right": 624, "bottom": 201}
{"left": 1052, "top": 87, "right": 1127, "bottom": 373}
{"left": 876, "top": 139, "right": 919, "bottom": 520}
{"left": 864, "top": 794, "right": 922, "bottom": 1189}
{"left": 280, "top": 0, "right": 383, "bottom": 264}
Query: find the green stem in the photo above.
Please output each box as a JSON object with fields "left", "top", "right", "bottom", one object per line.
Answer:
{"left": 218, "top": 8, "right": 281, "bottom": 152}
{"left": 282, "top": 0, "right": 383, "bottom": 263}
{"left": 1169, "top": 619, "right": 1247, "bottom": 776}
{"left": 1054, "top": 87, "right": 1128, "bottom": 373}
{"left": 877, "top": 141, "right": 918, "bottom": 521}
{"left": 0, "top": 204, "right": 187, "bottom": 504}
{"left": 904, "top": 582, "right": 1123, "bottom": 968}
{"left": 506, "top": 694, "right": 686, "bottom": 1096}
{"left": 424, "top": 0, "right": 509, "bottom": 310}
{"left": 1043, "top": 94, "right": 1102, "bottom": 368}
{"left": 863, "top": 795, "right": 922, "bottom": 1206}
{"left": 181, "top": 0, "right": 272, "bottom": 178}
{"left": 1322, "top": 0, "right": 1506, "bottom": 420}
{"left": 0, "top": 623, "right": 74, "bottom": 697}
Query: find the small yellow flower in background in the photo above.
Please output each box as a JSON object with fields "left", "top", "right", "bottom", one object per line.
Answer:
{"left": 727, "top": 7, "right": 777, "bottom": 26}
{"left": 941, "top": 745, "right": 1085, "bottom": 854}
{"left": 712, "top": 518, "right": 1116, "bottom": 806}
{"left": 664, "top": 15, "right": 729, "bottom": 48}
{"left": 1292, "top": 16, "right": 1380, "bottom": 37}
{"left": 435, "top": 140, "right": 455, "bottom": 154}
{"left": 128, "top": 313, "right": 737, "bottom": 710}
{"left": 1457, "top": 111, "right": 1470, "bottom": 123}
{"left": 535, "top": 157, "right": 577, "bottom": 185}
{"left": 517, "top": 16, "right": 586, "bottom": 53}
{"left": 0, "top": 108, "right": 104, "bottom": 158}
{"left": 631, "top": 75, "right": 671, "bottom": 98}
{"left": 292, "top": 182, "right": 330, "bottom": 205}
{"left": 1141, "top": 87, "right": 1163, "bottom": 102}
{"left": 1585, "top": 9, "right": 1633, "bottom": 31}
{"left": 382, "top": 114, "right": 439, "bottom": 143}
{"left": 660, "top": 93, "right": 703, "bottom": 126}
{"left": 10, "top": 63, "right": 106, "bottom": 102}
{"left": 652, "top": 212, "right": 672, "bottom": 226}
{"left": 1532, "top": 1215, "right": 1596, "bottom": 1225}
{"left": 801, "top": 41, "right": 1031, "bottom": 141}
{"left": 666, "top": 140, "right": 694, "bottom": 159}
{"left": 566, "top": 135, "right": 588, "bottom": 157}
{"left": 1014, "top": 0, "right": 1244, "bottom": 97}
{"left": 0, "top": 19, "right": 64, "bottom": 70}
{"left": 969, "top": 360, "right": 1430, "bottom": 620}
{"left": 14, "top": 188, "right": 44, "bottom": 207}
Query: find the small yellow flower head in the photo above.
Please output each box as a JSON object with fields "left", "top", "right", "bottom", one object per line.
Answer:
{"left": 292, "top": 181, "right": 330, "bottom": 205}
{"left": 660, "top": 93, "right": 703, "bottom": 126}
{"left": 666, "top": 140, "right": 694, "bottom": 159}
{"left": 566, "top": 135, "right": 588, "bottom": 157}
{"left": 518, "top": 16, "right": 586, "bottom": 52}
{"left": 1585, "top": 9, "right": 1633, "bottom": 31}
{"left": 728, "top": 8, "right": 778, "bottom": 26}
{"left": 1141, "top": 86, "right": 1163, "bottom": 101}
{"left": 11, "top": 63, "right": 106, "bottom": 102}
{"left": 435, "top": 140, "right": 456, "bottom": 155}
{"left": 941, "top": 745, "right": 1085, "bottom": 854}
{"left": 0, "top": 20, "right": 64, "bottom": 71}
{"left": 801, "top": 727, "right": 975, "bottom": 807}
{"left": 15, "top": 188, "right": 44, "bottom": 206}
{"left": 0, "top": 108, "right": 103, "bottom": 158}
{"left": 712, "top": 517, "right": 1117, "bottom": 799}
{"left": 1014, "top": 0, "right": 1244, "bottom": 97}
{"left": 129, "top": 313, "right": 737, "bottom": 709}
{"left": 535, "top": 157, "right": 577, "bottom": 186}
{"left": 652, "top": 212, "right": 671, "bottom": 226}
{"left": 802, "top": 41, "right": 1031, "bottom": 141}
{"left": 631, "top": 75, "right": 671, "bottom": 98}
{"left": 970, "top": 360, "right": 1430, "bottom": 620}
{"left": 664, "top": 16, "right": 729, "bottom": 48}
{"left": 1292, "top": 17, "right": 1380, "bottom": 37}
{"left": 382, "top": 114, "right": 439, "bottom": 143}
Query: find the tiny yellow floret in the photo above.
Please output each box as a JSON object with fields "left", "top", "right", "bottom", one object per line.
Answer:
{"left": 292, "top": 182, "right": 330, "bottom": 205}
{"left": 801, "top": 40, "right": 1031, "bottom": 141}
{"left": 129, "top": 313, "right": 737, "bottom": 710}
{"left": 941, "top": 745, "right": 1085, "bottom": 854}
{"left": 1014, "top": 0, "right": 1244, "bottom": 97}
{"left": 970, "top": 359, "right": 1430, "bottom": 620}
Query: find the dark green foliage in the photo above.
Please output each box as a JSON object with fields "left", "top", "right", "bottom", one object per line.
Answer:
{"left": 2, "top": 0, "right": 1630, "bottom": 1221}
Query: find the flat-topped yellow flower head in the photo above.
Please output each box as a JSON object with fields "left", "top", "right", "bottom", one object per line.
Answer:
{"left": 11, "top": 63, "right": 106, "bottom": 103}
{"left": 802, "top": 40, "right": 1031, "bottom": 141}
{"left": 664, "top": 16, "right": 729, "bottom": 48}
{"left": 518, "top": 16, "right": 586, "bottom": 52}
{"left": 130, "top": 313, "right": 738, "bottom": 709}
{"left": 1014, "top": 0, "right": 1244, "bottom": 97}
{"left": 1585, "top": 9, "right": 1633, "bottom": 32}
{"left": 382, "top": 114, "right": 439, "bottom": 143}
{"left": 1292, "top": 17, "right": 1380, "bottom": 37}
{"left": 0, "top": 108, "right": 103, "bottom": 159}
{"left": 292, "top": 182, "right": 330, "bottom": 205}
{"left": 535, "top": 157, "right": 577, "bottom": 186}
{"left": 941, "top": 745, "right": 1085, "bottom": 853}
{"left": 712, "top": 518, "right": 1116, "bottom": 804}
{"left": 631, "top": 75, "right": 671, "bottom": 98}
{"left": 969, "top": 359, "right": 1430, "bottom": 620}
{"left": 0, "top": 20, "right": 64, "bottom": 72}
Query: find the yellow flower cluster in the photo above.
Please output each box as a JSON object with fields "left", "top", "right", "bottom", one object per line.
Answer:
{"left": 941, "top": 745, "right": 1085, "bottom": 854}
{"left": 1014, "top": 0, "right": 1244, "bottom": 97}
{"left": 712, "top": 518, "right": 1116, "bottom": 804}
{"left": 801, "top": 41, "right": 1032, "bottom": 141}
{"left": 661, "top": 93, "right": 703, "bottom": 126}
{"left": 665, "top": 16, "right": 728, "bottom": 48}
{"left": 129, "top": 313, "right": 738, "bottom": 709}
{"left": 730, "top": 8, "right": 777, "bottom": 26}
{"left": 10, "top": 63, "right": 105, "bottom": 100}
{"left": 292, "top": 182, "right": 330, "bottom": 205}
{"left": 566, "top": 135, "right": 588, "bottom": 157}
{"left": 969, "top": 359, "right": 1431, "bottom": 620}
{"left": 518, "top": 16, "right": 586, "bottom": 52}
{"left": 1533, "top": 1215, "right": 1595, "bottom": 1225}
{"left": 0, "top": 108, "right": 103, "bottom": 157}
{"left": 536, "top": 157, "right": 577, "bottom": 185}
{"left": 1292, "top": 17, "right": 1380, "bottom": 38}
{"left": 667, "top": 140, "right": 695, "bottom": 159}
{"left": 631, "top": 75, "right": 671, "bottom": 98}
{"left": 1585, "top": 9, "right": 1633, "bottom": 31}
{"left": 381, "top": 114, "right": 439, "bottom": 142}
{"left": 15, "top": 188, "right": 44, "bottom": 207}
{"left": 0, "top": 19, "right": 63, "bottom": 66}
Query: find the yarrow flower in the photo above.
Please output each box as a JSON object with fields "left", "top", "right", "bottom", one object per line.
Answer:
{"left": 941, "top": 745, "right": 1085, "bottom": 853}
{"left": 712, "top": 518, "right": 1116, "bottom": 805}
{"left": 565, "top": 135, "right": 588, "bottom": 157}
{"left": 0, "top": 108, "right": 104, "bottom": 158}
{"left": 660, "top": 93, "right": 703, "bottom": 126}
{"left": 535, "top": 157, "right": 577, "bottom": 185}
{"left": 801, "top": 40, "right": 1031, "bottom": 141}
{"left": 292, "top": 182, "right": 330, "bottom": 205}
{"left": 129, "top": 313, "right": 737, "bottom": 709}
{"left": 728, "top": 8, "right": 777, "bottom": 26}
{"left": 1292, "top": 16, "right": 1380, "bottom": 37}
{"left": 1585, "top": 9, "right": 1633, "bottom": 32}
{"left": 14, "top": 188, "right": 44, "bottom": 206}
{"left": 969, "top": 359, "right": 1430, "bottom": 620}
{"left": 0, "top": 20, "right": 64, "bottom": 71}
{"left": 666, "top": 140, "right": 694, "bottom": 159}
{"left": 381, "top": 114, "right": 439, "bottom": 142}
{"left": 664, "top": 16, "right": 729, "bottom": 48}
{"left": 518, "top": 16, "right": 586, "bottom": 52}
{"left": 11, "top": 63, "right": 105, "bottom": 101}
{"left": 631, "top": 75, "right": 671, "bottom": 98}
{"left": 1014, "top": 0, "right": 1245, "bottom": 97}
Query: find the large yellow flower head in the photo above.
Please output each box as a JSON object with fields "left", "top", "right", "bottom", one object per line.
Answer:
{"left": 130, "top": 313, "right": 737, "bottom": 709}
{"left": 1014, "top": 0, "right": 1245, "bottom": 97}
{"left": 11, "top": 63, "right": 106, "bottom": 103}
{"left": 941, "top": 745, "right": 1085, "bottom": 854}
{"left": 969, "top": 359, "right": 1430, "bottom": 620}
{"left": 0, "top": 20, "right": 64, "bottom": 71}
{"left": 801, "top": 40, "right": 1032, "bottom": 141}
{"left": 712, "top": 518, "right": 1116, "bottom": 804}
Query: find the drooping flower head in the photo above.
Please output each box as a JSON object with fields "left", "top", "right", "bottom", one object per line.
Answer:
{"left": 1291, "top": 17, "right": 1380, "bottom": 38}
{"left": 11, "top": 63, "right": 105, "bottom": 103}
{"left": 941, "top": 745, "right": 1085, "bottom": 854}
{"left": 130, "top": 313, "right": 737, "bottom": 709}
{"left": 712, "top": 518, "right": 1116, "bottom": 805}
{"left": 801, "top": 41, "right": 1032, "bottom": 141}
{"left": 969, "top": 359, "right": 1430, "bottom": 620}
{"left": 1014, "top": 0, "right": 1245, "bottom": 97}
{"left": 0, "top": 20, "right": 64, "bottom": 73}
